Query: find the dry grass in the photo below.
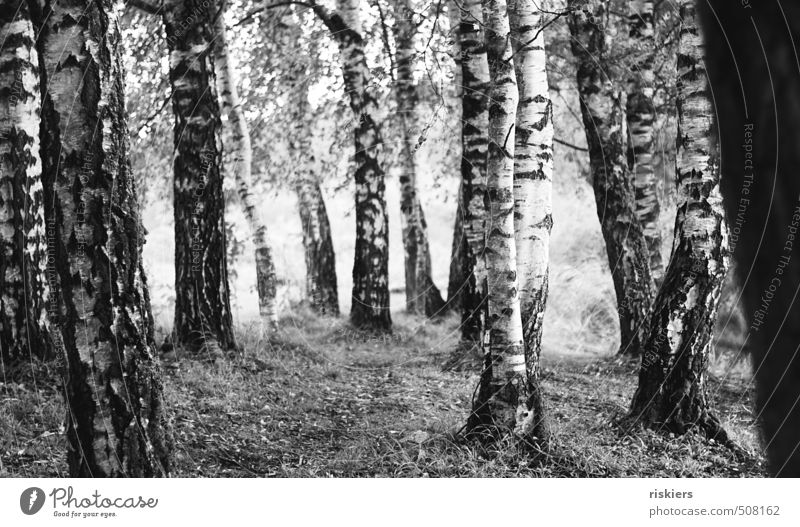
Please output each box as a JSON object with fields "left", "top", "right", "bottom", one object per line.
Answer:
{"left": 0, "top": 308, "right": 766, "bottom": 478}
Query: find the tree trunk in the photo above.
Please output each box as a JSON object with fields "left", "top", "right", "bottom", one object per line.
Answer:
{"left": 445, "top": 184, "right": 466, "bottom": 312}
{"left": 444, "top": 1, "right": 466, "bottom": 314}
{"left": 272, "top": 7, "right": 340, "bottom": 317}
{"left": 626, "top": 0, "right": 663, "bottom": 285}
{"left": 37, "top": 0, "right": 171, "bottom": 476}
{"left": 448, "top": 0, "right": 463, "bottom": 97}
{"left": 0, "top": 0, "right": 51, "bottom": 369}
{"left": 458, "top": 0, "right": 490, "bottom": 346}
{"left": 316, "top": 0, "right": 391, "bottom": 331}
{"left": 699, "top": 0, "right": 800, "bottom": 476}
{"left": 213, "top": 3, "right": 278, "bottom": 333}
{"left": 627, "top": 0, "right": 729, "bottom": 441}
{"left": 568, "top": 0, "right": 654, "bottom": 357}
{"left": 163, "top": 0, "right": 236, "bottom": 352}
{"left": 508, "top": 0, "right": 553, "bottom": 442}
{"left": 467, "top": 0, "right": 529, "bottom": 439}
{"left": 393, "top": 0, "right": 445, "bottom": 317}
{"left": 295, "top": 175, "right": 340, "bottom": 316}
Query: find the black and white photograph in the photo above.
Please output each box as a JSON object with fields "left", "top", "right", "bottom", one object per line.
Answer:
{"left": 0, "top": 0, "right": 798, "bottom": 523}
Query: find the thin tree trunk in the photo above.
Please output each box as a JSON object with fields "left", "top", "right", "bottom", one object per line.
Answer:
{"left": 270, "top": 7, "right": 340, "bottom": 317}
{"left": 295, "top": 174, "right": 340, "bottom": 316}
{"left": 37, "top": 0, "right": 171, "bottom": 476}
{"left": 458, "top": 0, "right": 490, "bottom": 346}
{"left": 163, "top": 0, "right": 236, "bottom": 352}
{"left": 313, "top": 1, "right": 391, "bottom": 331}
{"left": 626, "top": 0, "right": 663, "bottom": 285}
{"left": 508, "top": 0, "right": 553, "bottom": 442}
{"left": 444, "top": 3, "right": 465, "bottom": 314}
{"left": 445, "top": 184, "right": 466, "bottom": 311}
{"left": 213, "top": 3, "right": 278, "bottom": 333}
{"left": 393, "top": 0, "right": 445, "bottom": 317}
{"left": 568, "top": 0, "right": 654, "bottom": 357}
{"left": 467, "top": 0, "right": 528, "bottom": 438}
{"left": 627, "top": 0, "right": 730, "bottom": 442}
{"left": 0, "top": 0, "right": 51, "bottom": 369}
{"left": 448, "top": 0, "right": 463, "bottom": 96}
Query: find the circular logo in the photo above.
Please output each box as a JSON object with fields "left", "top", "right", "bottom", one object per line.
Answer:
{"left": 20, "top": 487, "right": 45, "bottom": 515}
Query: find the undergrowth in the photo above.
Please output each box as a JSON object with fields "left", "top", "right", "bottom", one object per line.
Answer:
{"left": 0, "top": 308, "right": 766, "bottom": 477}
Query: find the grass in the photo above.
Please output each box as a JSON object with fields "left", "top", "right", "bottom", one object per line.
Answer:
{"left": 0, "top": 308, "right": 767, "bottom": 478}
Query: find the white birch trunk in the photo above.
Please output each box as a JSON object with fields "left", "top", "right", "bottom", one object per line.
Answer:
{"left": 508, "top": 0, "right": 553, "bottom": 440}
{"left": 213, "top": 3, "right": 278, "bottom": 334}
{"left": 468, "top": 0, "right": 527, "bottom": 437}
{"left": 0, "top": 1, "right": 51, "bottom": 367}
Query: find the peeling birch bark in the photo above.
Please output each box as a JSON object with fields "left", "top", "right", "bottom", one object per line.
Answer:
{"left": 0, "top": 0, "right": 51, "bottom": 368}
{"left": 37, "top": 0, "right": 171, "bottom": 476}
{"left": 508, "top": 0, "right": 552, "bottom": 442}
{"left": 468, "top": 0, "right": 528, "bottom": 439}
{"left": 627, "top": 0, "right": 730, "bottom": 442}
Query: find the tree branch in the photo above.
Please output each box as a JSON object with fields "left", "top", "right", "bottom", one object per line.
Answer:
{"left": 371, "top": 0, "right": 396, "bottom": 82}
{"left": 554, "top": 137, "right": 588, "bottom": 152}
{"left": 125, "top": 0, "right": 163, "bottom": 15}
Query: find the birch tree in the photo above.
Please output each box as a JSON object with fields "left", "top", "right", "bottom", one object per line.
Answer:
{"left": 162, "top": 0, "right": 236, "bottom": 352}
{"left": 213, "top": 2, "right": 279, "bottom": 333}
{"left": 568, "top": 0, "right": 654, "bottom": 357}
{"left": 445, "top": 186, "right": 466, "bottom": 312}
{"left": 392, "top": 0, "right": 446, "bottom": 317}
{"left": 626, "top": 0, "right": 663, "bottom": 284}
{"left": 467, "top": 0, "right": 533, "bottom": 439}
{"left": 0, "top": 0, "right": 51, "bottom": 368}
{"left": 306, "top": 0, "right": 391, "bottom": 330}
{"left": 508, "top": 0, "right": 552, "bottom": 441}
{"left": 283, "top": 25, "right": 340, "bottom": 317}
{"left": 290, "top": 82, "right": 340, "bottom": 317}
{"left": 445, "top": 4, "right": 466, "bottom": 313}
{"left": 295, "top": 173, "right": 340, "bottom": 315}
{"left": 37, "top": 0, "right": 171, "bottom": 476}
{"left": 457, "top": 0, "right": 490, "bottom": 346}
{"left": 627, "top": 0, "right": 730, "bottom": 441}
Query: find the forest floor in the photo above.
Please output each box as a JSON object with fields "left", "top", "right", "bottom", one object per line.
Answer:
{"left": 0, "top": 309, "right": 767, "bottom": 477}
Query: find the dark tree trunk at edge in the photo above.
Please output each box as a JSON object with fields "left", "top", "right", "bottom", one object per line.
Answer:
{"left": 699, "top": 0, "right": 800, "bottom": 474}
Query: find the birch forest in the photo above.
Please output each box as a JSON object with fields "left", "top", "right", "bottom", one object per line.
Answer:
{"left": 2, "top": 0, "right": 800, "bottom": 479}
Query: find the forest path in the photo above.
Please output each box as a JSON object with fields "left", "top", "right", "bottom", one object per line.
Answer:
{"left": 0, "top": 311, "right": 766, "bottom": 477}
{"left": 161, "top": 311, "right": 765, "bottom": 477}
